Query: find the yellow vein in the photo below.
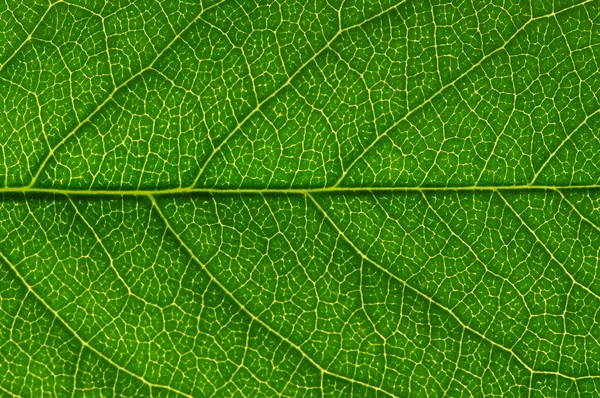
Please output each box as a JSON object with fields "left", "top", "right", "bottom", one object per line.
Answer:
{"left": 531, "top": 105, "right": 600, "bottom": 184}
{"left": 0, "top": 184, "right": 600, "bottom": 197}
{"left": 68, "top": 197, "right": 156, "bottom": 305}
{"left": 28, "top": 0, "right": 227, "bottom": 187}
{"left": 0, "top": 382, "right": 19, "bottom": 398}
{"left": 497, "top": 191, "right": 600, "bottom": 304}
{"left": 149, "top": 195, "right": 400, "bottom": 398}
{"left": 419, "top": 191, "right": 531, "bottom": 319}
{"left": 189, "top": 0, "right": 410, "bottom": 188}
{"left": 0, "top": 0, "right": 59, "bottom": 72}
{"left": 307, "top": 192, "right": 600, "bottom": 381}
{"left": 557, "top": 191, "right": 600, "bottom": 234}
{"left": 0, "top": 249, "right": 194, "bottom": 398}
{"left": 333, "top": 0, "right": 596, "bottom": 187}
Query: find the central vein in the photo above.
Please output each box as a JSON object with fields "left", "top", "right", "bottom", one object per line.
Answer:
{"left": 0, "top": 184, "right": 598, "bottom": 196}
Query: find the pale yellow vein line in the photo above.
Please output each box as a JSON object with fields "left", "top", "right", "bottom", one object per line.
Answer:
{"left": 148, "top": 195, "right": 399, "bottom": 398}
{"left": 333, "top": 0, "right": 596, "bottom": 188}
{"left": 0, "top": 0, "right": 59, "bottom": 72}
{"left": 208, "top": 319, "right": 254, "bottom": 398}
{"left": 189, "top": 0, "right": 410, "bottom": 188}
{"left": 0, "top": 383, "right": 19, "bottom": 398}
{"left": 68, "top": 197, "right": 154, "bottom": 305}
{"left": 557, "top": 191, "right": 600, "bottom": 234}
{"left": 419, "top": 191, "right": 530, "bottom": 319}
{"left": 0, "top": 250, "right": 193, "bottom": 398}
{"left": 28, "top": 0, "right": 227, "bottom": 187}
{"left": 530, "top": 106, "right": 600, "bottom": 184}
{"left": 307, "top": 192, "right": 600, "bottom": 381}
{"left": 71, "top": 346, "right": 84, "bottom": 398}
{"left": 0, "top": 184, "right": 599, "bottom": 197}
{"left": 497, "top": 191, "right": 600, "bottom": 304}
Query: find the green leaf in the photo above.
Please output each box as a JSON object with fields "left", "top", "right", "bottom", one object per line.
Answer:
{"left": 1, "top": 0, "right": 599, "bottom": 396}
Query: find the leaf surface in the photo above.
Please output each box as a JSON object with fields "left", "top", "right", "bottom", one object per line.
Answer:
{"left": 1, "top": 0, "right": 600, "bottom": 396}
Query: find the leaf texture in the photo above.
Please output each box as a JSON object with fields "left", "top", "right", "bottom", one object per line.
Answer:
{"left": 1, "top": 0, "right": 600, "bottom": 397}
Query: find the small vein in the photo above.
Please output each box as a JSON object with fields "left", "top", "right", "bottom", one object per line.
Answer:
{"left": 557, "top": 191, "right": 600, "bottom": 234}
{"left": 307, "top": 192, "right": 600, "bottom": 381}
{"left": 189, "top": 0, "right": 410, "bottom": 188}
{"left": 148, "top": 195, "right": 399, "bottom": 398}
{"left": 497, "top": 191, "right": 600, "bottom": 304}
{"left": 419, "top": 191, "right": 531, "bottom": 321}
{"left": 27, "top": 0, "right": 227, "bottom": 187}
{"left": 0, "top": 0, "right": 59, "bottom": 72}
{"left": 0, "top": 385, "right": 18, "bottom": 398}
{"left": 333, "top": 0, "right": 596, "bottom": 188}
{"left": 0, "top": 249, "right": 194, "bottom": 398}
{"left": 530, "top": 105, "right": 600, "bottom": 184}
{"left": 71, "top": 346, "right": 84, "bottom": 398}
{"left": 68, "top": 197, "right": 156, "bottom": 305}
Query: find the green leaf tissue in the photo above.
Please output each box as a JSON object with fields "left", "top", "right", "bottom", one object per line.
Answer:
{"left": 1, "top": 0, "right": 599, "bottom": 396}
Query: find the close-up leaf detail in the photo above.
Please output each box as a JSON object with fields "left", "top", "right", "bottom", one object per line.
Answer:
{"left": 1, "top": 0, "right": 600, "bottom": 396}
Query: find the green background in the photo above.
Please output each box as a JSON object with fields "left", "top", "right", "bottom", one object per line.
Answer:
{"left": 1, "top": 0, "right": 599, "bottom": 396}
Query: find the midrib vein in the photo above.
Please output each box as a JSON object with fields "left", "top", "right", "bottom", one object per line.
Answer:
{"left": 0, "top": 184, "right": 599, "bottom": 196}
